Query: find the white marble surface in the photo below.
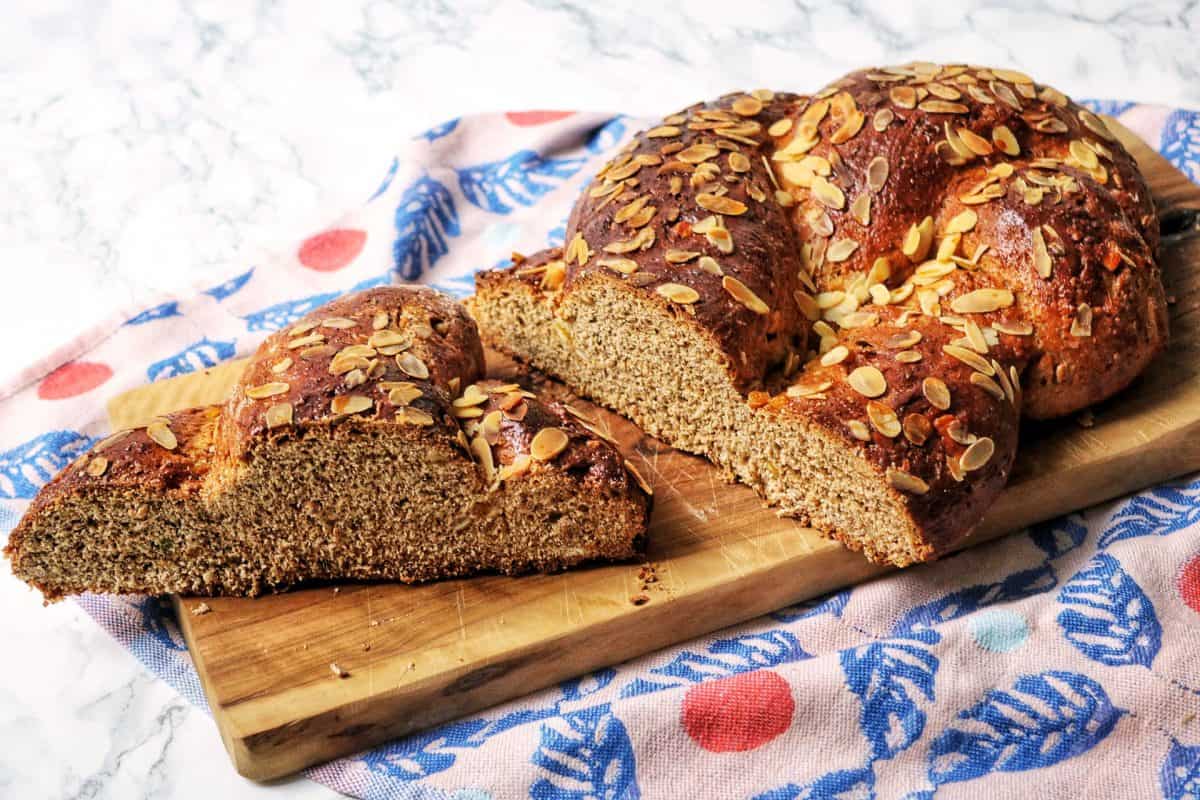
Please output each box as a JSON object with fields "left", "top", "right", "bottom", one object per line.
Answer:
{"left": 1, "top": 0, "right": 1197, "bottom": 796}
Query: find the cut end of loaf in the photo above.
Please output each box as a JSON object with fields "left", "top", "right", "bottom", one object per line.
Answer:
{"left": 472, "top": 271, "right": 951, "bottom": 566}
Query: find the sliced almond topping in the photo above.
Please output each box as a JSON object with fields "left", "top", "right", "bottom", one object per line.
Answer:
{"left": 397, "top": 353, "right": 430, "bottom": 380}
{"left": 1071, "top": 303, "right": 1093, "bottom": 337}
{"left": 992, "top": 125, "right": 1020, "bottom": 156}
{"left": 886, "top": 330, "right": 922, "bottom": 349}
{"left": 265, "top": 402, "right": 293, "bottom": 429}
{"left": 922, "top": 376, "right": 951, "bottom": 410}
{"left": 624, "top": 459, "right": 654, "bottom": 495}
{"left": 696, "top": 193, "right": 748, "bottom": 216}
{"left": 321, "top": 317, "right": 358, "bottom": 330}
{"left": 271, "top": 357, "right": 293, "bottom": 374}
{"left": 646, "top": 125, "right": 681, "bottom": 139}
{"left": 331, "top": 395, "right": 372, "bottom": 416}
{"left": 498, "top": 453, "right": 533, "bottom": 482}
{"left": 453, "top": 384, "right": 489, "bottom": 408}
{"left": 697, "top": 256, "right": 724, "bottom": 276}
{"left": 400, "top": 407, "right": 434, "bottom": 426}
{"left": 944, "top": 209, "right": 978, "bottom": 235}
{"left": 146, "top": 420, "right": 178, "bottom": 450}
{"left": 372, "top": 311, "right": 390, "bottom": 330}
{"left": 887, "top": 468, "right": 930, "bottom": 495}
{"left": 919, "top": 99, "right": 969, "bottom": 114}
{"left": 530, "top": 427, "right": 570, "bottom": 461}
{"left": 722, "top": 276, "right": 769, "bottom": 314}
{"left": 847, "top": 365, "right": 887, "bottom": 398}
{"left": 950, "top": 288, "right": 1014, "bottom": 314}
{"left": 971, "top": 372, "right": 1006, "bottom": 400}
{"left": 821, "top": 345, "right": 850, "bottom": 366}
{"left": 287, "top": 332, "right": 325, "bottom": 350}
{"left": 387, "top": 383, "right": 423, "bottom": 406}
{"left": 867, "top": 401, "right": 901, "bottom": 437}
{"left": 768, "top": 118, "right": 793, "bottom": 137}
{"left": 902, "top": 216, "right": 935, "bottom": 261}
{"left": 665, "top": 249, "right": 701, "bottom": 264}
{"left": 850, "top": 194, "right": 871, "bottom": 226}
{"left": 86, "top": 456, "right": 109, "bottom": 477}
{"left": 1031, "top": 227, "right": 1052, "bottom": 279}
{"left": 960, "top": 436, "right": 996, "bottom": 472}
{"left": 368, "top": 329, "right": 410, "bottom": 349}
{"left": 246, "top": 382, "right": 289, "bottom": 399}
{"left": 890, "top": 85, "right": 917, "bottom": 109}
{"left": 826, "top": 239, "right": 860, "bottom": 263}
{"left": 599, "top": 257, "right": 639, "bottom": 275}
{"left": 957, "top": 127, "right": 993, "bottom": 156}
{"left": 810, "top": 176, "right": 845, "bottom": 210}
{"left": 788, "top": 378, "right": 832, "bottom": 399}
{"left": 993, "top": 319, "right": 1033, "bottom": 336}
{"left": 731, "top": 95, "right": 764, "bottom": 116}
{"left": 657, "top": 283, "right": 700, "bottom": 304}
{"left": 903, "top": 413, "right": 932, "bottom": 445}
{"left": 1078, "top": 109, "right": 1116, "bottom": 141}
{"left": 866, "top": 156, "right": 889, "bottom": 193}
{"left": 943, "top": 344, "right": 996, "bottom": 375}
{"left": 846, "top": 419, "right": 872, "bottom": 441}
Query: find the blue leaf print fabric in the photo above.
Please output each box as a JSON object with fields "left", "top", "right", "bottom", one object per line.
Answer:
{"left": 457, "top": 150, "right": 586, "bottom": 214}
{"left": 146, "top": 337, "right": 237, "bottom": 381}
{"left": 1057, "top": 554, "right": 1162, "bottom": 667}
{"left": 529, "top": 705, "right": 639, "bottom": 800}
{"left": 393, "top": 176, "right": 459, "bottom": 280}
{"left": 927, "top": 671, "right": 1122, "bottom": 785}
{"left": 0, "top": 430, "right": 95, "bottom": 498}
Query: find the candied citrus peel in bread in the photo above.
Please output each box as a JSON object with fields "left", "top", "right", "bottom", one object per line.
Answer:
{"left": 471, "top": 63, "right": 1167, "bottom": 566}
{"left": 5, "top": 287, "right": 650, "bottom": 599}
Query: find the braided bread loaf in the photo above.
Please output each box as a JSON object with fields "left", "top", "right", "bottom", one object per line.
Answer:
{"left": 471, "top": 63, "right": 1167, "bottom": 566}
{"left": 6, "top": 287, "right": 650, "bottom": 598}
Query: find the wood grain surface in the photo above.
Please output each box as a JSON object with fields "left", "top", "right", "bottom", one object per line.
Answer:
{"left": 102, "top": 119, "right": 1200, "bottom": 781}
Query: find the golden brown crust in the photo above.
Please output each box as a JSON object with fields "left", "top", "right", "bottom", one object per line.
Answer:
{"left": 472, "top": 62, "right": 1168, "bottom": 565}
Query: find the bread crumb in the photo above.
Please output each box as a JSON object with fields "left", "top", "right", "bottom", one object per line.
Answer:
{"left": 333, "top": 587, "right": 340, "bottom": 595}
{"left": 190, "top": 602, "right": 212, "bottom": 616}
{"left": 362, "top": 642, "right": 371, "bottom": 652}
{"left": 1077, "top": 410, "right": 1095, "bottom": 428}
{"left": 330, "top": 662, "right": 349, "bottom": 679}
{"left": 630, "top": 594, "right": 650, "bottom": 606}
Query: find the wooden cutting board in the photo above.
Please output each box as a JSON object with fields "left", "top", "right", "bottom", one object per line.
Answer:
{"left": 105, "top": 119, "right": 1200, "bottom": 781}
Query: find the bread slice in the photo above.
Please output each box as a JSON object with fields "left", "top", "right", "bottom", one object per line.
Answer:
{"left": 472, "top": 67, "right": 1166, "bottom": 566}
{"left": 5, "top": 287, "right": 650, "bottom": 599}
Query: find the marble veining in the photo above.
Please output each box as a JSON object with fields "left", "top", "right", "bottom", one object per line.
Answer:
{"left": 0, "top": 0, "right": 1196, "bottom": 796}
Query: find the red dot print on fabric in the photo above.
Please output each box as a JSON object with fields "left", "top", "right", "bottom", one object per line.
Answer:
{"left": 37, "top": 362, "right": 113, "bottom": 400}
{"left": 298, "top": 229, "right": 367, "bottom": 272}
{"left": 505, "top": 110, "right": 575, "bottom": 126}
{"left": 682, "top": 670, "right": 794, "bottom": 753}
{"left": 1179, "top": 553, "right": 1200, "bottom": 614}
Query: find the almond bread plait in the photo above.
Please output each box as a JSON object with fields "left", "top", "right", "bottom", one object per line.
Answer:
{"left": 470, "top": 63, "right": 1167, "bottom": 566}
{"left": 5, "top": 287, "right": 651, "bottom": 599}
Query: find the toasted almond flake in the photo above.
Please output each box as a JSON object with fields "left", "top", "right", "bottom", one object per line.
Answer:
{"left": 872, "top": 108, "right": 895, "bottom": 132}
{"left": 93, "top": 431, "right": 131, "bottom": 454}
{"left": 677, "top": 143, "right": 720, "bottom": 164}
{"left": 728, "top": 152, "right": 751, "bottom": 173}
{"left": 453, "top": 384, "right": 489, "bottom": 408}
{"left": 866, "top": 156, "right": 889, "bottom": 193}
{"left": 919, "top": 99, "right": 969, "bottom": 114}
{"left": 903, "top": 413, "right": 932, "bottom": 445}
{"left": 992, "top": 125, "right": 1020, "bottom": 155}
{"left": 246, "top": 382, "right": 289, "bottom": 399}
{"left": 768, "top": 118, "right": 793, "bottom": 137}
{"left": 850, "top": 194, "right": 871, "bottom": 226}
{"left": 397, "top": 353, "right": 430, "bottom": 380}
{"left": 787, "top": 378, "right": 832, "bottom": 399}
{"left": 1078, "top": 109, "right": 1115, "bottom": 141}
{"left": 960, "top": 436, "right": 996, "bottom": 472}
{"left": 271, "top": 357, "right": 293, "bottom": 374}
{"left": 887, "top": 330, "right": 923, "bottom": 349}
{"left": 902, "top": 216, "right": 935, "bottom": 261}
{"left": 287, "top": 332, "right": 325, "bottom": 349}
{"left": 957, "top": 127, "right": 994, "bottom": 156}
{"left": 731, "top": 95, "right": 764, "bottom": 116}
{"left": 387, "top": 383, "right": 423, "bottom": 406}
{"left": 847, "top": 365, "right": 887, "bottom": 398}
{"left": 993, "top": 319, "right": 1033, "bottom": 336}
{"left": 600, "top": 257, "right": 639, "bottom": 275}
{"left": 146, "top": 421, "right": 178, "bottom": 450}
{"left": 86, "top": 456, "right": 109, "bottom": 477}
{"left": 971, "top": 371, "right": 1006, "bottom": 400}
{"left": 366, "top": 330, "right": 408, "bottom": 350}
{"left": 923, "top": 376, "right": 952, "bottom": 410}
{"left": 944, "top": 209, "right": 978, "bottom": 235}
{"left": 821, "top": 345, "right": 850, "bottom": 366}
{"left": 646, "top": 125, "right": 680, "bottom": 139}
{"left": 265, "top": 402, "right": 293, "bottom": 429}
{"left": 656, "top": 283, "right": 701, "bottom": 304}
{"left": 290, "top": 320, "right": 318, "bottom": 336}
{"left": 897, "top": 349, "right": 923, "bottom": 363}
{"left": 838, "top": 311, "right": 878, "bottom": 330}
{"left": 950, "top": 288, "right": 1014, "bottom": 314}
{"left": 830, "top": 110, "right": 865, "bottom": 144}
{"left": 943, "top": 344, "right": 996, "bottom": 375}
{"left": 371, "top": 311, "right": 390, "bottom": 330}
{"left": 1031, "top": 227, "right": 1053, "bottom": 279}
{"left": 809, "top": 176, "right": 846, "bottom": 210}
{"left": 1070, "top": 303, "right": 1093, "bottom": 337}
{"left": 795, "top": 291, "right": 819, "bottom": 321}
{"left": 665, "top": 249, "right": 701, "bottom": 264}
{"left": 331, "top": 395, "right": 372, "bottom": 416}
{"left": 826, "top": 239, "right": 860, "bottom": 263}
{"left": 890, "top": 85, "right": 917, "bottom": 109}
{"left": 400, "top": 407, "right": 434, "bottom": 426}
{"left": 887, "top": 468, "right": 929, "bottom": 495}
{"left": 319, "top": 317, "right": 356, "bottom": 331}
{"left": 845, "top": 420, "right": 871, "bottom": 441}
{"left": 869, "top": 284, "right": 890, "bottom": 306}
{"left": 722, "top": 275, "right": 769, "bottom": 314}
{"left": 867, "top": 401, "right": 901, "bottom": 437}
{"left": 530, "top": 427, "right": 570, "bottom": 461}
{"left": 697, "top": 256, "right": 724, "bottom": 276}
{"left": 696, "top": 193, "right": 748, "bottom": 216}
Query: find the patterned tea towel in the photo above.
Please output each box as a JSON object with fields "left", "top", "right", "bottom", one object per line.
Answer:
{"left": 2, "top": 101, "right": 1200, "bottom": 800}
